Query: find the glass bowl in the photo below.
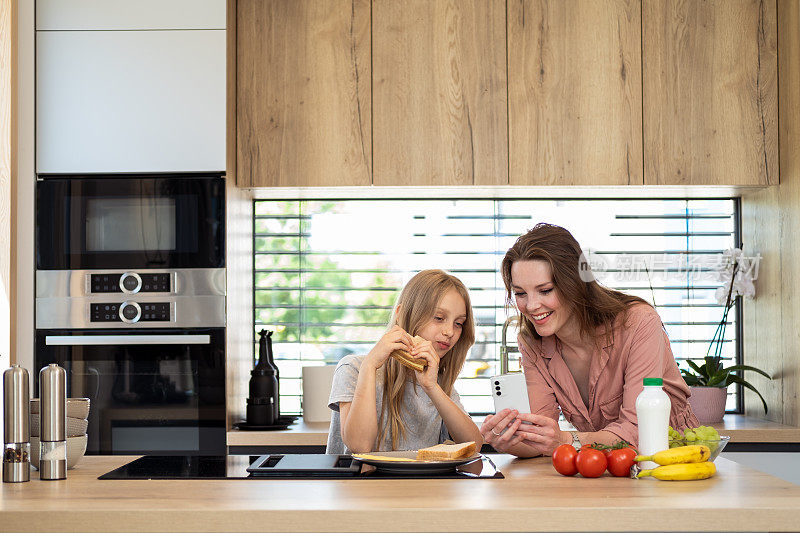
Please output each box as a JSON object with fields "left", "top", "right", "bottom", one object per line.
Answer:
{"left": 669, "top": 435, "right": 730, "bottom": 461}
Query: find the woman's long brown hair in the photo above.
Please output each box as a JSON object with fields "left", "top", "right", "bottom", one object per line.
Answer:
{"left": 501, "top": 223, "right": 648, "bottom": 349}
{"left": 377, "top": 269, "right": 475, "bottom": 450}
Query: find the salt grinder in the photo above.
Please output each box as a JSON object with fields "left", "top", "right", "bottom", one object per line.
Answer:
{"left": 3, "top": 365, "right": 31, "bottom": 483}
{"left": 39, "top": 364, "right": 66, "bottom": 480}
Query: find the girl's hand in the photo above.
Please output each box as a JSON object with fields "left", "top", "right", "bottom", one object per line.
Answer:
{"left": 364, "top": 325, "right": 413, "bottom": 370}
{"left": 511, "top": 413, "right": 570, "bottom": 456}
{"left": 409, "top": 338, "right": 440, "bottom": 390}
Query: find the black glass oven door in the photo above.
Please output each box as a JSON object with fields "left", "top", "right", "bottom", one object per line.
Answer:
{"left": 36, "top": 174, "right": 225, "bottom": 270}
{"left": 35, "top": 328, "right": 226, "bottom": 455}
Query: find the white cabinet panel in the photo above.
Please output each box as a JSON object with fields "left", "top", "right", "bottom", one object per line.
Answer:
{"left": 36, "top": 0, "right": 226, "bottom": 30}
{"left": 36, "top": 30, "right": 226, "bottom": 174}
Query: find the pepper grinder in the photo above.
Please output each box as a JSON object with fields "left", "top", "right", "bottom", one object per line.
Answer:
{"left": 3, "top": 365, "right": 31, "bottom": 483}
{"left": 246, "top": 329, "right": 280, "bottom": 426}
{"left": 39, "top": 364, "right": 66, "bottom": 480}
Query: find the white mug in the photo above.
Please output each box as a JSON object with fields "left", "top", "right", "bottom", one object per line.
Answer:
{"left": 301, "top": 365, "right": 336, "bottom": 423}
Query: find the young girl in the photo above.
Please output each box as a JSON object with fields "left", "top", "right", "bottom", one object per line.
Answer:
{"left": 326, "top": 269, "right": 483, "bottom": 453}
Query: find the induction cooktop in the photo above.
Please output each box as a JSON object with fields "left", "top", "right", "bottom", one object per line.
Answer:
{"left": 98, "top": 454, "right": 503, "bottom": 480}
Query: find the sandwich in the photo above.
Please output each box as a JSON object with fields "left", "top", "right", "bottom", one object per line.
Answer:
{"left": 390, "top": 335, "right": 428, "bottom": 372}
{"left": 416, "top": 441, "right": 477, "bottom": 461}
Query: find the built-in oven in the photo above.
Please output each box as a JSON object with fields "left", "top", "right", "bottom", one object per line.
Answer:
{"left": 35, "top": 328, "right": 226, "bottom": 455}
{"left": 34, "top": 174, "right": 226, "bottom": 455}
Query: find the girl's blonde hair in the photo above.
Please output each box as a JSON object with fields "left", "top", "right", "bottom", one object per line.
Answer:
{"left": 377, "top": 269, "right": 475, "bottom": 450}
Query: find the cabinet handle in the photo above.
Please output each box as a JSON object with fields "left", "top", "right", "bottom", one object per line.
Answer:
{"left": 45, "top": 335, "right": 211, "bottom": 346}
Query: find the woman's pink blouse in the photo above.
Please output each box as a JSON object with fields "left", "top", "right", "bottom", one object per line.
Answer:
{"left": 518, "top": 303, "right": 699, "bottom": 446}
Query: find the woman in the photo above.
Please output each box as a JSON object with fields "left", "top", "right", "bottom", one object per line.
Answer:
{"left": 326, "top": 269, "right": 482, "bottom": 453}
{"left": 481, "top": 224, "right": 698, "bottom": 457}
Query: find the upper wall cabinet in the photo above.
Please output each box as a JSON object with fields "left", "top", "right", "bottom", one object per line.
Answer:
{"left": 36, "top": 0, "right": 226, "bottom": 174}
{"left": 643, "top": 0, "right": 777, "bottom": 186}
{"left": 372, "top": 0, "right": 508, "bottom": 186}
{"left": 236, "top": 0, "right": 371, "bottom": 187}
{"left": 508, "top": 0, "right": 643, "bottom": 186}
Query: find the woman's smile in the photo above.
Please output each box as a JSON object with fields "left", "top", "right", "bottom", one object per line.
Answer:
{"left": 531, "top": 310, "right": 554, "bottom": 323}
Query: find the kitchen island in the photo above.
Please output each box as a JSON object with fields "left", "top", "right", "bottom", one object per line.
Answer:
{"left": 2, "top": 455, "right": 800, "bottom": 532}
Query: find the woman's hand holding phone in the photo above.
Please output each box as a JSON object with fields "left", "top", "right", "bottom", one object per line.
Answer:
{"left": 480, "top": 409, "right": 525, "bottom": 452}
{"left": 511, "top": 412, "right": 571, "bottom": 456}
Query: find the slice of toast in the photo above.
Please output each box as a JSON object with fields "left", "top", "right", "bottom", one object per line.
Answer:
{"left": 416, "top": 441, "right": 477, "bottom": 461}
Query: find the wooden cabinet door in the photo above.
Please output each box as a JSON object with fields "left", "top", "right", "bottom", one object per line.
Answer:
{"left": 643, "top": 0, "right": 777, "bottom": 186}
{"left": 508, "top": 0, "right": 642, "bottom": 186}
{"left": 237, "top": 0, "right": 371, "bottom": 187}
{"left": 372, "top": 0, "right": 508, "bottom": 186}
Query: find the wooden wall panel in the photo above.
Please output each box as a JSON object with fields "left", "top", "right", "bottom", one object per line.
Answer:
{"left": 644, "top": 0, "right": 778, "bottom": 186}
{"left": 508, "top": 0, "right": 642, "bottom": 186}
{"left": 372, "top": 0, "right": 508, "bottom": 186}
{"left": 237, "top": 0, "right": 371, "bottom": 187}
{"left": 741, "top": 0, "right": 800, "bottom": 426}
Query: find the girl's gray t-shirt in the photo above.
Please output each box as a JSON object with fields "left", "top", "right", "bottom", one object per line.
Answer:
{"left": 325, "top": 354, "right": 467, "bottom": 454}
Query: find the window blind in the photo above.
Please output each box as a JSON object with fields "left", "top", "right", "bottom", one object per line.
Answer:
{"left": 253, "top": 198, "right": 740, "bottom": 415}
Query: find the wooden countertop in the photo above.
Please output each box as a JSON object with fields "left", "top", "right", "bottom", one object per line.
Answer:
{"left": 227, "top": 414, "right": 800, "bottom": 447}
{"left": 2, "top": 455, "right": 800, "bottom": 532}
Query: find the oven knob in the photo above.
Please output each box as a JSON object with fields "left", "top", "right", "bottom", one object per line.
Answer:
{"left": 119, "top": 301, "right": 142, "bottom": 323}
{"left": 120, "top": 272, "right": 142, "bottom": 294}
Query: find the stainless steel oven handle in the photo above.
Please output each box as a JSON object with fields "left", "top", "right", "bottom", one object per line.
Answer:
{"left": 44, "top": 335, "right": 211, "bottom": 346}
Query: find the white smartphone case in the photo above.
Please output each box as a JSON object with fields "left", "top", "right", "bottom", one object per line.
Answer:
{"left": 490, "top": 372, "right": 531, "bottom": 414}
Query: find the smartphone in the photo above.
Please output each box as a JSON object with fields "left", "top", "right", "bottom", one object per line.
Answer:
{"left": 490, "top": 372, "right": 531, "bottom": 415}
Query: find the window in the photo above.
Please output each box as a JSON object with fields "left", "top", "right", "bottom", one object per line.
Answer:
{"left": 254, "top": 198, "right": 740, "bottom": 415}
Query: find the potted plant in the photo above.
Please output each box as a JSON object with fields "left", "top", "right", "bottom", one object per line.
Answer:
{"left": 681, "top": 248, "right": 772, "bottom": 423}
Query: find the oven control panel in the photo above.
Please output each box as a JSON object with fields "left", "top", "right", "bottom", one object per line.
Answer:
{"left": 91, "top": 273, "right": 171, "bottom": 294}
{"left": 91, "top": 302, "right": 171, "bottom": 323}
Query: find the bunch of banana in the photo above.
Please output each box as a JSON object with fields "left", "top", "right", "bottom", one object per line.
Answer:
{"left": 634, "top": 445, "right": 716, "bottom": 481}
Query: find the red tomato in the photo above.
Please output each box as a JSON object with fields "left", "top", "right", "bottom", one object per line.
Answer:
{"left": 575, "top": 448, "right": 607, "bottom": 478}
{"left": 606, "top": 447, "right": 637, "bottom": 477}
{"left": 552, "top": 444, "right": 578, "bottom": 476}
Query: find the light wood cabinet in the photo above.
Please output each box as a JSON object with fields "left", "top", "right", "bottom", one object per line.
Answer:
{"left": 643, "top": 0, "right": 777, "bottom": 186}
{"left": 508, "top": 0, "right": 643, "bottom": 186}
{"left": 236, "top": 0, "right": 371, "bottom": 187}
{"left": 372, "top": 0, "right": 508, "bottom": 186}
{"left": 233, "top": 0, "right": 778, "bottom": 189}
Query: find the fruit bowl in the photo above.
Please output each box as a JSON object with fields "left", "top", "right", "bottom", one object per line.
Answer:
{"left": 669, "top": 435, "right": 730, "bottom": 461}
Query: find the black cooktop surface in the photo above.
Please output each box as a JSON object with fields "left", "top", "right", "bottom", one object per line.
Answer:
{"left": 98, "top": 455, "right": 247, "bottom": 480}
{"left": 98, "top": 454, "right": 503, "bottom": 480}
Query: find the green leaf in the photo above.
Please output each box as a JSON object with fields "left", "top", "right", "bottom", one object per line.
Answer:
{"left": 681, "top": 373, "right": 702, "bottom": 387}
{"left": 727, "top": 374, "right": 769, "bottom": 414}
{"left": 706, "top": 368, "right": 730, "bottom": 387}
{"left": 704, "top": 356, "right": 722, "bottom": 374}
{"left": 686, "top": 360, "right": 705, "bottom": 376}
{"left": 724, "top": 365, "right": 772, "bottom": 380}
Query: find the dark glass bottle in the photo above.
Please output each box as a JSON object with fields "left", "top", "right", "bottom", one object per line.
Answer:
{"left": 246, "top": 330, "right": 280, "bottom": 426}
